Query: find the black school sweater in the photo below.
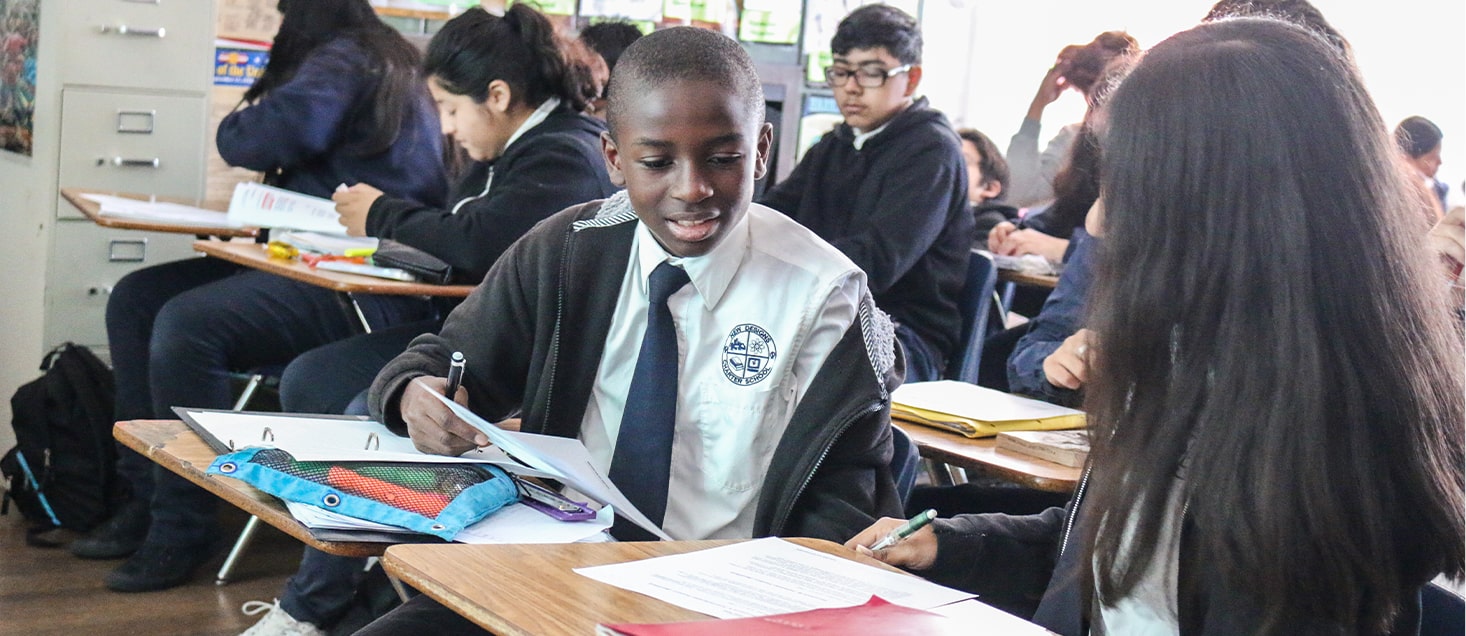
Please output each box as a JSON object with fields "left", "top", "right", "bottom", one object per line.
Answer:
{"left": 760, "top": 97, "right": 972, "bottom": 370}
{"left": 363, "top": 106, "right": 617, "bottom": 284}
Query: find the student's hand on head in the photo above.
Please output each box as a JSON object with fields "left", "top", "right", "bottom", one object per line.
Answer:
{"left": 399, "top": 376, "right": 487, "bottom": 456}
{"left": 1027, "top": 48, "right": 1077, "bottom": 120}
{"left": 844, "top": 517, "right": 938, "bottom": 571}
{"left": 987, "top": 221, "right": 1017, "bottom": 252}
{"left": 332, "top": 183, "right": 385, "bottom": 237}
{"left": 1427, "top": 205, "right": 1465, "bottom": 281}
{"left": 1044, "top": 328, "right": 1095, "bottom": 390}
{"left": 997, "top": 229, "right": 1069, "bottom": 262}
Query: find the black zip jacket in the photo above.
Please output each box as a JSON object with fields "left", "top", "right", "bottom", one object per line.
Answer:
{"left": 368, "top": 200, "right": 905, "bottom": 541}
{"left": 760, "top": 97, "right": 973, "bottom": 372}
{"left": 363, "top": 106, "right": 616, "bottom": 284}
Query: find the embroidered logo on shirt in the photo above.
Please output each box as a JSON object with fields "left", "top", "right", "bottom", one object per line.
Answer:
{"left": 721, "top": 324, "right": 777, "bottom": 386}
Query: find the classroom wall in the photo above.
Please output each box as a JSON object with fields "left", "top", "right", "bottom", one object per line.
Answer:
{"left": 919, "top": 0, "right": 1466, "bottom": 199}
{"left": 0, "top": 5, "right": 60, "bottom": 453}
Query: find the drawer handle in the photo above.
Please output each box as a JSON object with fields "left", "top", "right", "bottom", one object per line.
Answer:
{"left": 98, "top": 25, "right": 167, "bottom": 38}
{"left": 98, "top": 157, "right": 161, "bottom": 168}
{"left": 117, "top": 110, "right": 156, "bottom": 134}
{"left": 108, "top": 239, "right": 148, "bottom": 263}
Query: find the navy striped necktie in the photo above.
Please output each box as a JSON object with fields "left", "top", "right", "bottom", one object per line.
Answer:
{"left": 609, "top": 261, "right": 690, "bottom": 540}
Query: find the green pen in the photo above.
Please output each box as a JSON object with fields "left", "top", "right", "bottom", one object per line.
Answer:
{"left": 869, "top": 508, "right": 938, "bottom": 551}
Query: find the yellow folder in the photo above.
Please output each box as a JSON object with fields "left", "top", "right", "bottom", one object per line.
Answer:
{"left": 890, "top": 381, "right": 1086, "bottom": 438}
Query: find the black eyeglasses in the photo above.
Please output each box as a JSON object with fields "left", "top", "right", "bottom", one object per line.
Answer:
{"left": 824, "top": 64, "right": 913, "bottom": 89}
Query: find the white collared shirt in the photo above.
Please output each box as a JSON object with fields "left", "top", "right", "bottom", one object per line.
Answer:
{"left": 580, "top": 197, "right": 865, "bottom": 540}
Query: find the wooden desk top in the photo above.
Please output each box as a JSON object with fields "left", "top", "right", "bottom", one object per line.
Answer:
{"left": 997, "top": 268, "right": 1060, "bottom": 290}
{"left": 61, "top": 187, "right": 258, "bottom": 239}
{"left": 193, "top": 241, "right": 476, "bottom": 298}
{"left": 383, "top": 538, "right": 901, "bottom": 636}
{"left": 114, "top": 420, "right": 390, "bottom": 558}
{"left": 893, "top": 419, "right": 1080, "bottom": 493}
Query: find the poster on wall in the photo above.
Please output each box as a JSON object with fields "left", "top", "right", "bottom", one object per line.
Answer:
{"left": 0, "top": 0, "right": 38, "bottom": 156}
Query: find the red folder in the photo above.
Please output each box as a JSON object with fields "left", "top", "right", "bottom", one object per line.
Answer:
{"left": 598, "top": 596, "right": 965, "bottom": 635}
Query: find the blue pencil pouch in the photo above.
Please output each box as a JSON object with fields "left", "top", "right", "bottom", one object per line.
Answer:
{"left": 206, "top": 447, "right": 517, "bottom": 540}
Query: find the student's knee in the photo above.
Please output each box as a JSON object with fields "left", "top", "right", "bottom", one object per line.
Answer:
{"left": 279, "top": 349, "right": 340, "bottom": 413}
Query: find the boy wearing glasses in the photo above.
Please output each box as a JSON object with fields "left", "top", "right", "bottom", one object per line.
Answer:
{"left": 760, "top": 4, "right": 971, "bottom": 382}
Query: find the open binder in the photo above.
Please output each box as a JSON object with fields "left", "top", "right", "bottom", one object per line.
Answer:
{"left": 890, "top": 380, "right": 1085, "bottom": 438}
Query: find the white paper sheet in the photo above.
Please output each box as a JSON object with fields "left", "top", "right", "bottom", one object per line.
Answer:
{"left": 275, "top": 230, "right": 378, "bottom": 255}
{"left": 81, "top": 193, "right": 242, "bottom": 228}
{"left": 573, "top": 537, "right": 975, "bottom": 619}
{"left": 227, "top": 182, "right": 346, "bottom": 234}
{"left": 891, "top": 380, "right": 1084, "bottom": 423}
{"left": 419, "top": 383, "right": 673, "bottom": 540}
{"left": 927, "top": 599, "right": 1056, "bottom": 634}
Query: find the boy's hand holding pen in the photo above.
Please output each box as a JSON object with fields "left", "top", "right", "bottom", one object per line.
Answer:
{"left": 843, "top": 509, "right": 940, "bottom": 571}
{"left": 399, "top": 351, "right": 486, "bottom": 456}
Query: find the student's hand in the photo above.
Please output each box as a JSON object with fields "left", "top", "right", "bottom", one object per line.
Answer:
{"left": 399, "top": 377, "right": 486, "bottom": 456}
{"left": 1427, "top": 206, "right": 1465, "bottom": 281}
{"left": 844, "top": 517, "right": 938, "bottom": 571}
{"left": 333, "top": 183, "right": 385, "bottom": 237}
{"left": 497, "top": 417, "right": 522, "bottom": 432}
{"left": 996, "top": 229, "right": 1070, "bottom": 262}
{"left": 1043, "top": 328, "right": 1095, "bottom": 390}
{"left": 987, "top": 221, "right": 1018, "bottom": 252}
{"left": 1026, "top": 47, "right": 1077, "bottom": 121}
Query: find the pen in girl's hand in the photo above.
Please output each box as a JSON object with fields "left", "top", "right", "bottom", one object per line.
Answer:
{"left": 869, "top": 508, "right": 938, "bottom": 551}
{"left": 444, "top": 351, "right": 465, "bottom": 398}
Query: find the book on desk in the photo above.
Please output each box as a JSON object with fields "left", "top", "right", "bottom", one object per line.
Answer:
{"left": 891, "top": 380, "right": 1085, "bottom": 438}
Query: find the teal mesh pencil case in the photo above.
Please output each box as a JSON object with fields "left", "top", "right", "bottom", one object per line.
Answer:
{"left": 206, "top": 447, "right": 517, "bottom": 540}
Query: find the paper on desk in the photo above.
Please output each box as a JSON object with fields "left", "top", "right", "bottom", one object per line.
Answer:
{"left": 421, "top": 384, "right": 673, "bottom": 541}
{"left": 892, "top": 381, "right": 1084, "bottom": 423}
{"left": 926, "top": 599, "right": 1056, "bottom": 634}
{"left": 227, "top": 182, "right": 346, "bottom": 235}
{"left": 286, "top": 500, "right": 613, "bottom": 544}
{"left": 177, "top": 409, "right": 556, "bottom": 476}
{"left": 574, "top": 537, "right": 975, "bottom": 619}
{"left": 81, "top": 193, "right": 242, "bottom": 229}
{"left": 275, "top": 230, "right": 377, "bottom": 255}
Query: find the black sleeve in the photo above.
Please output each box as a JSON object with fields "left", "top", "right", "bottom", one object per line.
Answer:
{"left": 758, "top": 136, "right": 821, "bottom": 219}
{"left": 216, "top": 40, "right": 367, "bottom": 171}
{"left": 921, "top": 506, "right": 1067, "bottom": 613}
{"left": 364, "top": 137, "right": 609, "bottom": 282}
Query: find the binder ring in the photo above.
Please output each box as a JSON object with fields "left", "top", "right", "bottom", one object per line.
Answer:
{"left": 365, "top": 433, "right": 380, "bottom": 451}
{"left": 261, "top": 427, "right": 275, "bottom": 442}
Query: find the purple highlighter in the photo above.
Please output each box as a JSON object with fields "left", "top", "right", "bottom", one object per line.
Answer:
{"left": 514, "top": 477, "right": 597, "bottom": 522}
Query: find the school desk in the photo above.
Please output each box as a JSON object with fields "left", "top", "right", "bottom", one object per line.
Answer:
{"left": 192, "top": 240, "right": 474, "bottom": 333}
{"left": 381, "top": 539, "right": 957, "bottom": 636}
{"left": 113, "top": 419, "right": 393, "bottom": 558}
{"left": 997, "top": 268, "right": 1060, "bottom": 290}
{"left": 61, "top": 187, "right": 259, "bottom": 239}
{"left": 892, "top": 419, "right": 1080, "bottom": 493}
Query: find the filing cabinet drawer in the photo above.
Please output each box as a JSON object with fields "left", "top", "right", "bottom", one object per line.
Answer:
{"left": 58, "top": 88, "right": 206, "bottom": 219}
{"left": 43, "top": 220, "right": 206, "bottom": 350}
{"left": 60, "top": 0, "right": 215, "bottom": 93}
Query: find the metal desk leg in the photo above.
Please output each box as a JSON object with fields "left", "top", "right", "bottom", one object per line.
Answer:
{"left": 216, "top": 515, "right": 262, "bottom": 585}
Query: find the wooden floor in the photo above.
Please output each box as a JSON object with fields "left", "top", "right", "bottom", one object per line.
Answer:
{"left": 0, "top": 506, "right": 305, "bottom": 635}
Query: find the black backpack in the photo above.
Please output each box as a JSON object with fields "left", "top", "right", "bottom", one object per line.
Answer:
{"left": 0, "top": 343, "right": 121, "bottom": 538}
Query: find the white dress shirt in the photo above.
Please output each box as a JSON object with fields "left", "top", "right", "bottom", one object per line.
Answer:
{"left": 580, "top": 198, "right": 865, "bottom": 540}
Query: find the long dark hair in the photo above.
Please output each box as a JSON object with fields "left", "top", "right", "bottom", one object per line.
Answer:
{"left": 1084, "top": 17, "right": 1463, "bottom": 632}
{"left": 245, "top": 0, "right": 423, "bottom": 156}
{"left": 424, "top": 5, "right": 592, "bottom": 113}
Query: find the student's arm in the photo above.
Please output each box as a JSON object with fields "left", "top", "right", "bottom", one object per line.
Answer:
{"left": 216, "top": 39, "right": 369, "bottom": 172}
{"left": 1008, "top": 231, "right": 1094, "bottom": 405}
{"left": 369, "top": 227, "right": 544, "bottom": 444}
{"left": 366, "top": 140, "right": 610, "bottom": 282}
{"left": 833, "top": 139, "right": 966, "bottom": 294}
{"left": 1005, "top": 122, "right": 1078, "bottom": 209}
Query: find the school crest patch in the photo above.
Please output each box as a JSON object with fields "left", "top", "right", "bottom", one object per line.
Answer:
{"left": 721, "top": 324, "right": 777, "bottom": 386}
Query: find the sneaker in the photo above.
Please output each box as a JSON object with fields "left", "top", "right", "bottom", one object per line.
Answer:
{"left": 69, "top": 498, "right": 151, "bottom": 559}
{"left": 103, "top": 539, "right": 222, "bottom": 593}
{"left": 239, "top": 600, "right": 325, "bottom": 636}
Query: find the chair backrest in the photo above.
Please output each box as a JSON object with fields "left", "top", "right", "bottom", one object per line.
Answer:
{"left": 944, "top": 250, "right": 998, "bottom": 384}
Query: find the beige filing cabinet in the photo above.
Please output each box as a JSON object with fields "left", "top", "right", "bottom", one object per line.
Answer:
{"left": 44, "top": 0, "right": 277, "bottom": 354}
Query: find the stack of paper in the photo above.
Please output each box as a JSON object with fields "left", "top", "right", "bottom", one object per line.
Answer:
{"left": 891, "top": 381, "right": 1085, "bottom": 438}
{"left": 995, "top": 430, "right": 1090, "bottom": 467}
{"left": 275, "top": 230, "right": 378, "bottom": 255}
{"left": 81, "top": 193, "right": 242, "bottom": 229}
